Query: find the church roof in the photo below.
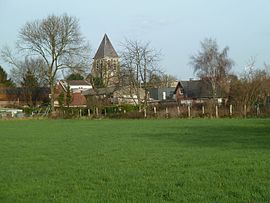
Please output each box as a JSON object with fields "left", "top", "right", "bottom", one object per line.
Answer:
{"left": 93, "top": 34, "right": 118, "bottom": 59}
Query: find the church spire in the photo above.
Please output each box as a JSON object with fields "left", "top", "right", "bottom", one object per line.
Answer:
{"left": 93, "top": 34, "right": 118, "bottom": 59}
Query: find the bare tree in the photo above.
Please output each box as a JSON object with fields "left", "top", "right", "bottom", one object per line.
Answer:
{"left": 91, "top": 59, "right": 121, "bottom": 88}
{"left": 121, "top": 39, "right": 161, "bottom": 109}
{"left": 190, "top": 38, "right": 234, "bottom": 100}
{"left": 230, "top": 59, "right": 270, "bottom": 113}
{"left": 4, "top": 56, "right": 48, "bottom": 87}
{"left": 148, "top": 73, "right": 177, "bottom": 88}
{"left": 1, "top": 14, "right": 91, "bottom": 112}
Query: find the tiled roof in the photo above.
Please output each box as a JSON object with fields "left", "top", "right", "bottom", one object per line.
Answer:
{"left": 93, "top": 34, "right": 118, "bottom": 59}
{"left": 83, "top": 86, "right": 117, "bottom": 96}
{"left": 66, "top": 80, "right": 91, "bottom": 86}
{"left": 175, "top": 80, "right": 222, "bottom": 99}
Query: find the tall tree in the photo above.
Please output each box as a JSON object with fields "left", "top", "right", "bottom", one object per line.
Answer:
{"left": 121, "top": 40, "right": 161, "bottom": 109}
{"left": 1, "top": 14, "right": 91, "bottom": 112}
{"left": 190, "top": 38, "right": 233, "bottom": 100}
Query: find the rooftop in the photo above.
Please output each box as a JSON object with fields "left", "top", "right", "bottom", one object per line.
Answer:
{"left": 93, "top": 34, "right": 118, "bottom": 59}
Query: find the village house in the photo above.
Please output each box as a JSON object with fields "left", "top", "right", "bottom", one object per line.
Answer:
{"left": 174, "top": 80, "right": 224, "bottom": 105}
{"left": 55, "top": 80, "right": 92, "bottom": 107}
{"left": 83, "top": 86, "right": 145, "bottom": 106}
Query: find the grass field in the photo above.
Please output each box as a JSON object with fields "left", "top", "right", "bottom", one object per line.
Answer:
{"left": 0, "top": 119, "right": 270, "bottom": 202}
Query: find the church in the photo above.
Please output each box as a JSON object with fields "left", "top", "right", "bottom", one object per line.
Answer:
{"left": 83, "top": 34, "right": 145, "bottom": 106}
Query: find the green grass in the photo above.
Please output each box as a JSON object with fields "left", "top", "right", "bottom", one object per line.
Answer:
{"left": 0, "top": 119, "right": 270, "bottom": 202}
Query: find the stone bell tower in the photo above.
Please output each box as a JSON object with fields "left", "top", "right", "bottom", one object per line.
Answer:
{"left": 91, "top": 34, "right": 120, "bottom": 87}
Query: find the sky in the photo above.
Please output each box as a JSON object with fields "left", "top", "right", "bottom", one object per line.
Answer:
{"left": 0, "top": 0, "right": 270, "bottom": 80}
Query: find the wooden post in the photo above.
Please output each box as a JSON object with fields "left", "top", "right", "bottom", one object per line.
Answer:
{"left": 144, "top": 108, "right": 147, "bottom": 118}
{"left": 256, "top": 105, "right": 260, "bottom": 116}
{"left": 165, "top": 107, "right": 169, "bottom": 118}
{"left": 96, "top": 107, "right": 99, "bottom": 116}
{"left": 154, "top": 106, "right": 157, "bottom": 115}
{"left": 177, "top": 106, "right": 180, "bottom": 117}
{"left": 202, "top": 105, "right": 205, "bottom": 116}
{"left": 88, "top": 109, "right": 91, "bottom": 117}
{"left": 229, "top": 104, "right": 233, "bottom": 117}
{"left": 104, "top": 109, "right": 107, "bottom": 117}
{"left": 79, "top": 109, "right": 82, "bottom": 117}
{"left": 215, "top": 105, "right": 219, "bottom": 118}
{"left": 244, "top": 104, "right": 247, "bottom": 118}
{"left": 188, "top": 105, "right": 191, "bottom": 118}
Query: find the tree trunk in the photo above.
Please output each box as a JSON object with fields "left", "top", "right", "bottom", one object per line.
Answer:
{"left": 137, "top": 84, "right": 141, "bottom": 111}
{"left": 143, "top": 63, "right": 147, "bottom": 111}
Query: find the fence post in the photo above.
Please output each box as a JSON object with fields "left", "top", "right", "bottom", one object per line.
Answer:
{"left": 79, "top": 109, "right": 82, "bottom": 117}
{"left": 88, "top": 109, "right": 91, "bottom": 117}
{"left": 229, "top": 104, "right": 233, "bottom": 117}
{"left": 215, "top": 105, "right": 219, "bottom": 118}
{"left": 165, "top": 107, "right": 169, "bottom": 118}
{"left": 256, "top": 105, "right": 260, "bottom": 116}
{"left": 154, "top": 106, "right": 157, "bottom": 116}
{"left": 104, "top": 108, "right": 107, "bottom": 117}
{"left": 188, "top": 105, "right": 191, "bottom": 118}
{"left": 177, "top": 106, "right": 180, "bottom": 117}
{"left": 96, "top": 107, "right": 99, "bottom": 117}
{"left": 244, "top": 104, "right": 247, "bottom": 118}
{"left": 144, "top": 108, "right": 147, "bottom": 118}
{"left": 202, "top": 105, "right": 205, "bottom": 116}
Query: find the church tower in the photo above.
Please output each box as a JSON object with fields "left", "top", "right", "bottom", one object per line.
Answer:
{"left": 91, "top": 34, "right": 120, "bottom": 87}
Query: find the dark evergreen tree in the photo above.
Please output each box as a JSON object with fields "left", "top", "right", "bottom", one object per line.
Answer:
{"left": 66, "top": 85, "right": 72, "bottom": 108}
{"left": 66, "top": 73, "right": 84, "bottom": 81}
{"left": 21, "top": 69, "right": 39, "bottom": 106}
{"left": 0, "top": 65, "right": 14, "bottom": 87}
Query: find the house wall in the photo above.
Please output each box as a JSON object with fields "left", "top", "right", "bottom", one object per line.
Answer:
{"left": 0, "top": 87, "right": 49, "bottom": 107}
{"left": 149, "top": 88, "right": 175, "bottom": 101}
{"left": 71, "top": 92, "right": 87, "bottom": 107}
{"left": 84, "top": 86, "right": 145, "bottom": 107}
{"left": 55, "top": 84, "right": 87, "bottom": 107}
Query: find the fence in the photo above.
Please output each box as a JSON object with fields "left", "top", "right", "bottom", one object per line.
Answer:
{"left": 52, "top": 103, "right": 270, "bottom": 119}
{"left": 2, "top": 103, "right": 270, "bottom": 119}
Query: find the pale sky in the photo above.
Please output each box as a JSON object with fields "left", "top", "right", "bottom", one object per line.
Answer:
{"left": 1, "top": 0, "right": 270, "bottom": 80}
